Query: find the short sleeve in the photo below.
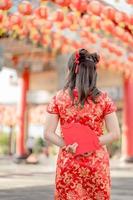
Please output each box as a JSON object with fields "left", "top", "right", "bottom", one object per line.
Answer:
{"left": 103, "top": 93, "right": 117, "bottom": 116}
{"left": 47, "top": 95, "right": 59, "bottom": 114}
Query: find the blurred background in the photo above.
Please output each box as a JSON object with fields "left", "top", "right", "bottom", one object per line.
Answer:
{"left": 0, "top": 0, "right": 133, "bottom": 199}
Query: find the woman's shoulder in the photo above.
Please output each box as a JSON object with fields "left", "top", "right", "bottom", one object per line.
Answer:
{"left": 97, "top": 90, "right": 110, "bottom": 99}
{"left": 54, "top": 89, "right": 68, "bottom": 100}
{"left": 96, "top": 90, "right": 112, "bottom": 104}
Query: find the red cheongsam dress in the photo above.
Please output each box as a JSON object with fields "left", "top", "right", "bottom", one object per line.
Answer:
{"left": 47, "top": 88, "right": 117, "bottom": 200}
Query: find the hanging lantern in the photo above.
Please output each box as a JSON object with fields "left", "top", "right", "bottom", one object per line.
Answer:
{"left": 59, "top": 20, "right": 71, "bottom": 29}
{"left": 18, "top": 1, "right": 32, "bottom": 16}
{"left": 53, "top": 9, "right": 64, "bottom": 22}
{"left": 128, "top": 54, "right": 133, "bottom": 62}
{"left": 128, "top": 37, "right": 133, "bottom": 46}
{"left": 108, "top": 44, "right": 116, "bottom": 53}
{"left": 4, "top": 19, "right": 11, "bottom": 31}
{"left": 41, "top": 35, "right": 49, "bottom": 46}
{"left": 102, "top": 6, "right": 115, "bottom": 21}
{"left": 88, "top": 1, "right": 102, "bottom": 16}
{"left": 122, "top": 31, "right": 131, "bottom": 43}
{"left": 32, "top": 32, "right": 41, "bottom": 44}
{"left": 54, "top": 0, "right": 71, "bottom": 7}
{"left": 87, "top": 32, "right": 97, "bottom": 43}
{"left": 114, "top": 26, "right": 125, "bottom": 39}
{"left": 101, "top": 39, "right": 109, "bottom": 49}
{"left": 126, "top": 0, "right": 133, "bottom": 4}
{"left": 90, "top": 15, "right": 101, "bottom": 29}
{"left": 114, "top": 11, "right": 129, "bottom": 25}
{"left": 115, "top": 49, "right": 123, "bottom": 57}
{"left": 0, "top": 0, "right": 12, "bottom": 10}
{"left": 80, "top": 30, "right": 89, "bottom": 38}
{"left": 45, "top": 20, "right": 53, "bottom": 29}
{"left": 100, "top": 20, "right": 115, "bottom": 33}
{"left": 9, "top": 13, "right": 22, "bottom": 27}
{"left": 20, "top": 27, "right": 29, "bottom": 38}
{"left": 0, "top": 12, "right": 3, "bottom": 23}
{"left": 67, "top": 12, "right": 75, "bottom": 24}
{"left": 81, "top": 14, "right": 91, "bottom": 27}
{"left": 61, "top": 36, "right": 69, "bottom": 45}
{"left": 71, "top": 40, "right": 81, "bottom": 49}
{"left": 34, "top": 6, "right": 48, "bottom": 19}
{"left": 71, "top": 0, "right": 87, "bottom": 13}
{"left": 130, "top": 15, "right": 133, "bottom": 25}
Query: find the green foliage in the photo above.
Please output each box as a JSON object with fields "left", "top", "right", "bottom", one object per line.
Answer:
{"left": 107, "top": 138, "right": 121, "bottom": 158}
{"left": 33, "top": 137, "right": 48, "bottom": 154}
{"left": 0, "top": 133, "right": 9, "bottom": 155}
{"left": 0, "top": 133, "right": 8, "bottom": 146}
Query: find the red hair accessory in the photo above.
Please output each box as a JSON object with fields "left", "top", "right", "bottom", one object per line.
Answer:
{"left": 75, "top": 51, "right": 80, "bottom": 74}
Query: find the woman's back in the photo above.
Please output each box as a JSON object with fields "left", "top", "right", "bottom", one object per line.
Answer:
{"left": 47, "top": 88, "right": 116, "bottom": 138}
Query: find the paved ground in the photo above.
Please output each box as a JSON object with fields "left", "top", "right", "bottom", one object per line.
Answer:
{"left": 0, "top": 155, "right": 133, "bottom": 200}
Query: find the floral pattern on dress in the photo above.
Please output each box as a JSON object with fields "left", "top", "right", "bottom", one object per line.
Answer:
{"left": 47, "top": 89, "right": 117, "bottom": 200}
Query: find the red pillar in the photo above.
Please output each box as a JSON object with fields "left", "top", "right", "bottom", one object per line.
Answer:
{"left": 16, "top": 69, "right": 29, "bottom": 158}
{"left": 122, "top": 77, "right": 133, "bottom": 162}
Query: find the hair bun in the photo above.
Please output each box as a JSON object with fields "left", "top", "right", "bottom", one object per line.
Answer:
{"left": 79, "top": 49, "right": 87, "bottom": 61}
{"left": 90, "top": 53, "right": 100, "bottom": 64}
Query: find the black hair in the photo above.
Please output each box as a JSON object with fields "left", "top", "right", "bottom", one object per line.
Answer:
{"left": 64, "top": 48, "right": 101, "bottom": 106}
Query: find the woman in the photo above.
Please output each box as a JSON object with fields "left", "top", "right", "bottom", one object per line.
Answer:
{"left": 44, "top": 49, "right": 120, "bottom": 200}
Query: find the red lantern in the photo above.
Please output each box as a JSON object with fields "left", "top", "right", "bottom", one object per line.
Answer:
{"left": 88, "top": 1, "right": 102, "bottom": 16}
{"left": 72, "top": 40, "right": 81, "bottom": 49}
{"left": 126, "top": 0, "right": 133, "bottom": 4}
{"left": 60, "top": 20, "right": 71, "bottom": 29}
{"left": 67, "top": 12, "right": 75, "bottom": 24}
{"left": 128, "top": 54, "right": 133, "bottom": 62}
{"left": 41, "top": 35, "right": 49, "bottom": 46}
{"left": 34, "top": 6, "right": 48, "bottom": 19}
{"left": 54, "top": 0, "right": 71, "bottom": 7}
{"left": 61, "top": 36, "right": 69, "bottom": 45}
{"left": 3, "top": 19, "right": 11, "bottom": 30}
{"left": 80, "top": 30, "right": 89, "bottom": 38}
{"left": 115, "top": 49, "right": 123, "bottom": 57}
{"left": 100, "top": 20, "right": 115, "bottom": 33}
{"left": 32, "top": 32, "right": 41, "bottom": 43}
{"left": 18, "top": 1, "right": 32, "bottom": 15}
{"left": 102, "top": 6, "right": 115, "bottom": 21}
{"left": 114, "top": 26, "right": 125, "bottom": 39}
{"left": 90, "top": 16, "right": 101, "bottom": 29}
{"left": 30, "top": 17, "right": 41, "bottom": 29}
{"left": 108, "top": 44, "right": 116, "bottom": 53}
{"left": 81, "top": 14, "right": 91, "bottom": 27}
{"left": 114, "top": 11, "right": 129, "bottom": 24}
{"left": 88, "top": 32, "right": 97, "bottom": 43}
{"left": 53, "top": 10, "right": 64, "bottom": 22}
{"left": 122, "top": 32, "right": 131, "bottom": 43}
{"left": 130, "top": 15, "right": 133, "bottom": 25}
{"left": 9, "top": 13, "right": 22, "bottom": 27}
{"left": 0, "top": 0, "right": 12, "bottom": 10}
{"left": 0, "top": 12, "right": 3, "bottom": 23}
{"left": 101, "top": 39, "right": 109, "bottom": 49}
{"left": 45, "top": 20, "right": 53, "bottom": 29}
{"left": 20, "top": 27, "right": 29, "bottom": 38}
{"left": 71, "top": 0, "right": 87, "bottom": 12}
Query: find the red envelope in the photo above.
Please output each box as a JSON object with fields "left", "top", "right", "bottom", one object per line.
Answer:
{"left": 61, "top": 122, "right": 101, "bottom": 155}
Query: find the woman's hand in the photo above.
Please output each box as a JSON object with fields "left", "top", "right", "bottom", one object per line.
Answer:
{"left": 65, "top": 142, "right": 78, "bottom": 154}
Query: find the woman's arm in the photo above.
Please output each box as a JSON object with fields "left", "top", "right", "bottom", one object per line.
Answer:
{"left": 99, "top": 112, "right": 120, "bottom": 145}
{"left": 44, "top": 112, "right": 65, "bottom": 148}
